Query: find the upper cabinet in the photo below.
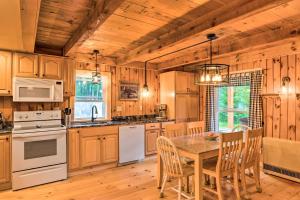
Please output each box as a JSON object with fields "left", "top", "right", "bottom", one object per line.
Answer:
{"left": 0, "top": 51, "right": 12, "bottom": 95}
{"left": 63, "top": 59, "right": 75, "bottom": 96}
{"left": 39, "top": 55, "right": 63, "bottom": 80}
{"left": 175, "top": 72, "right": 198, "bottom": 94}
{"left": 13, "top": 52, "right": 38, "bottom": 78}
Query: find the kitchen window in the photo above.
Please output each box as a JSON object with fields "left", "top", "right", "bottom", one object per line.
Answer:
{"left": 74, "top": 70, "right": 111, "bottom": 120}
{"left": 216, "top": 85, "right": 250, "bottom": 131}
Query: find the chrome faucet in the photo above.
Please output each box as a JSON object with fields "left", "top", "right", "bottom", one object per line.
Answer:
{"left": 91, "top": 105, "right": 98, "bottom": 122}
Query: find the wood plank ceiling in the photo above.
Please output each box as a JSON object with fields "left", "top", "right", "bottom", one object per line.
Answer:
{"left": 34, "top": 0, "right": 300, "bottom": 68}
{"left": 35, "top": 0, "right": 94, "bottom": 54}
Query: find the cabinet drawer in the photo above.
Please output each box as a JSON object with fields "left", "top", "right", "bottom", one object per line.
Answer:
{"left": 79, "top": 126, "right": 118, "bottom": 137}
{"left": 145, "top": 123, "right": 160, "bottom": 130}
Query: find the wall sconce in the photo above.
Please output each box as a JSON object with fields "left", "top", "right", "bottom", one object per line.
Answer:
{"left": 281, "top": 76, "right": 290, "bottom": 94}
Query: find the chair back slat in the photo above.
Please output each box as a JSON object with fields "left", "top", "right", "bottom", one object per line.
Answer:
{"left": 186, "top": 121, "right": 205, "bottom": 136}
{"left": 217, "top": 131, "right": 243, "bottom": 174}
{"left": 243, "top": 128, "right": 263, "bottom": 165}
{"left": 164, "top": 123, "right": 186, "bottom": 138}
{"left": 157, "top": 136, "right": 183, "bottom": 177}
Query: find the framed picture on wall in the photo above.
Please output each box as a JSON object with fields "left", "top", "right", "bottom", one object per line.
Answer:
{"left": 119, "top": 82, "right": 139, "bottom": 100}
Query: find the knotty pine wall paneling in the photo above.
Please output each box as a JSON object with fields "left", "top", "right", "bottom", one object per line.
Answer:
{"left": 203, "top": 52, "right": 300, "bottom": 141}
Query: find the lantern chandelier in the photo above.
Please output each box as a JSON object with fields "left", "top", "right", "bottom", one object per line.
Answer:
{"left": 92, "top": 49, "right": 101, "bottom": 84}
{"left": 186, "top": 33, "right": 229, "bottom": 85}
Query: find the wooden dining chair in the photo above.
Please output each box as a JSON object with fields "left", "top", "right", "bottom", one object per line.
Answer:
{"left": 164, "top": 123, "right": 186, "bottom": 138}
{"left": 240, "top": 128, "right": 263, "bottom": 199}
{"left": 156, "top": 136, "right": 194, "bottom": 200}
{"left": 202, "top": 131, "right": 243, "bottom": 200}
{"left": 186, "top": 121, "right": 205, "bottom": 136}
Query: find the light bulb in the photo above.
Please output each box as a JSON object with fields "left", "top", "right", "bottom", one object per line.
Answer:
{"left": 212, "top": 75, "right": 217, "bottom": 82}
{"left": 205, "top": 74, "right": 211, "bottom": 81}
{"left": 216, "top": 74, "right": 222, "bottom": 81}
{"left": 142, "top": 85, "right": 150, "bottom": 97}
{"left": 200, "top": 75, "right": 205, "bottom": 82}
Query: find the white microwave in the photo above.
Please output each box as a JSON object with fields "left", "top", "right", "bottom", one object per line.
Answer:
{"left": 13, "top": 77, "right": 63, "bottom": 102}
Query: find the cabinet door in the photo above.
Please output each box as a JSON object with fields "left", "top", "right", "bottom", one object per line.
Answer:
{"left": 187, "top": 73, "right": 199, "bottom": 94}
{"left": 188, "top": 94, "right": 199, "bottom": 122}
{"left": 39, "top": 55, "right": 63, "bottom": 79}
{"left": 0, "top": 51, "right": 12, "bottom": 95}
{"left": 13, "top": 53, "right": 38, "bottom": 78}
{"left": 175, "top": 94, "right": 189, "bottom": 123}
{"left": 68, "top": 129, "right": 80, "bottom": 170}
{"left": 102, "top": 135, "right": 118, "bottom": 163}
{"left": 0, "top": 135, "right": 10, "bottom": 184}
{"left": 80, "top": 136, "right": 101, "bottom": 168}
{"left": 145, "top": 130, "right": 159, "bottom": 155}
{"left": 175, "top": 72, "right": 189, "bottom": 93}
{"left": 63, "top": 59, "right": 75, "bottom": 96}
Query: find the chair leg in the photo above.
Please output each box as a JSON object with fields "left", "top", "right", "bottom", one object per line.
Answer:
{"left": 240, "top": 168, "right": 250, "bottom": 200}
{"left": 216, "top": 176, "right": 223, "bottom": 200}
{"left": 160, "top": 175, "right": 168, "bottom": 198}
{"left": 178, "top": 178, "right": 182, "bottom": 200}
{"left": 253, "top": 163, "right": 262, "bottom": 193}
{"left": 234, "top": 170, "right": 241, "bottom": 200}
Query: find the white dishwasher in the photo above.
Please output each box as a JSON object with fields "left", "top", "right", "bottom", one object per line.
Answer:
{"left": 119, "top": 125, "right": 145, "bottom": 165}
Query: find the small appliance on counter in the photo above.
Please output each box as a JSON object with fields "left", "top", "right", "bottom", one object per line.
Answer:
{"left": 12, "top": 110, "right": 67, "bottom": 190}
{"left": 155, "top": 104, "right": 167, "bottom": 120}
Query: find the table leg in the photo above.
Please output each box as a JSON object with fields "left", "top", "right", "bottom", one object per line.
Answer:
{"left": 194, "top": 154, "right": 203, "bottom": 200}
{"left": 157, "top": 152, "right": 163, "bottom": 189}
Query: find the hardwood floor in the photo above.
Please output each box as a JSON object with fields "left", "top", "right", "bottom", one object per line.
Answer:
{"left": 0, "top": 158, "right": 299, "bottom": 200}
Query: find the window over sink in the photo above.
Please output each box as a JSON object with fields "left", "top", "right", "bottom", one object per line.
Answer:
{"left": 74, "top": 70, "right": 111, "bottom": 121}
{"left": 216, "top": 85, "right": 250, "bottom": 131}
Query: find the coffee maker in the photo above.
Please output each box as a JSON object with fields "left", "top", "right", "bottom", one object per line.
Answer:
{"left": 155, "top": 104, "right": 167, "bottom": 120}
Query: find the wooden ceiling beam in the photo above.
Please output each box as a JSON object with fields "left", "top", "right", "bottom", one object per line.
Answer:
{"left": 157, "top": 23, "right": 300, "bottom": 69}
{"left": 63, "top": 0, "right": 126, "bottom": 56}
{"left": 118, "top": 0, "right": 293, "bottom": 65}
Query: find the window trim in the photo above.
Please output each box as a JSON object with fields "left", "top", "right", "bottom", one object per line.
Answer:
{"left": 73, "top": 70, "right": 111, "bottom": 122}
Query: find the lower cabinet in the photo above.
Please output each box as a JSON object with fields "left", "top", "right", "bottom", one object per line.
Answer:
{"left": 0, "top": 135, "right": 11, "bottom": 190}
{"left": 145, "top": 130, "right": 159, "bottom": 155}
{"left": 68, "top": 126, "right": 118, "bottom": 171}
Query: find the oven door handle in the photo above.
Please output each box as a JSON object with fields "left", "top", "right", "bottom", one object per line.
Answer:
{"left": 12, "top": 130, "right": 66, "bottom": 138}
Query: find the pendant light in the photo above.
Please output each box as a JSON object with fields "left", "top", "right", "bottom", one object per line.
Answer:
{"left": 142, "top": 61, "right": 150, "bottom": 97}
{"left": 92, "top": 49, "right": 101, "bottom": 84}
{"left": 186, "top": 33, "right": 229, "bottom": 85}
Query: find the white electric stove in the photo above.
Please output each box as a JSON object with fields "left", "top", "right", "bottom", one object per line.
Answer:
{"left": 12, "top": 110, "right": 67, "bottom": 190}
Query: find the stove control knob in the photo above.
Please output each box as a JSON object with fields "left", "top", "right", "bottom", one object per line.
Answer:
{"left": 50, "top": 114, "right": 53, "bottom": 119}
{"left": 24, "top": 115, "right": 28, "bottom": 119}
{"left": 19, "top": 115, "right": 23, "bottom": 120}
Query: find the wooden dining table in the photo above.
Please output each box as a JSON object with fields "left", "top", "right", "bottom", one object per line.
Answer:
{"left": 157, "top": 134, "right": 220, "bottom": 200}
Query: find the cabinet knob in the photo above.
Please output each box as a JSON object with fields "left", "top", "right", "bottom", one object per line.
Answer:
{"left": 97, "top": 137, "right": 101, "bottom": 140}
{"left": 7, "top": 90, "right": 10, "bottom": 93}
{"left": 103, "top": 137, "right": 106, "bottom": 140}
{"left": 6, "top": 137, "right": 9, "bottom": 141}
{"left": 35, "top": 73, "right": 38, "bottom": 76}
{"left": 42, "top": 74, "right": 45, "bottom": 77}
{"left": 77, "top": 130, "right": 80, "bottom": 134}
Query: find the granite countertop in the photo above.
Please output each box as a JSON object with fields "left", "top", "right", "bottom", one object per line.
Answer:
{"left": 69, "top": 118, "right": 174, "bottom": 129}
{"left": 0, "top": 126, "right": 13, "bottom": 134}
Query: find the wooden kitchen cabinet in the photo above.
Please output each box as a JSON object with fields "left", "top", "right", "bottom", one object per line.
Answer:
{"left": 39, "top": 55, "right": 63, "bottom": 79}
{"left": 63, "top": 59, "right": 75, "bottom": 96}
{"left": 80, "top": 135, "right": 101, "bottom": 168}
{"left": 0, "top": 51, "right": 12, "bottom": 95}
{"left": 68, "top": 126, "right": 119, "bottom": 171}
{"left": 160, "top": 71, "right": 199, "bottom": 122}
{"left": 102, "top": 135, "right": 118, "bottom": 163}
{"left": 145, "top": 130, "right": 159, "bottom": 155}
{"left": 145, "top": 123, "right": 160, "bottom": 155}
{"left": 68, "top": 129, "right": 80, "bottom": 171}
{"left": 0, "top": 135, "right": 11, "bottom": 190}
{"left": 13, "top": 52, "right": 38, "bottom": 78}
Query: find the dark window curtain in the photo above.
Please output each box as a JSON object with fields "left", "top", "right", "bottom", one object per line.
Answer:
{"left": 248, "top": 71, "right": 263, "bottom": 129}
{"left": 205, "top": 70, "right": 263, "bottom": 131}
